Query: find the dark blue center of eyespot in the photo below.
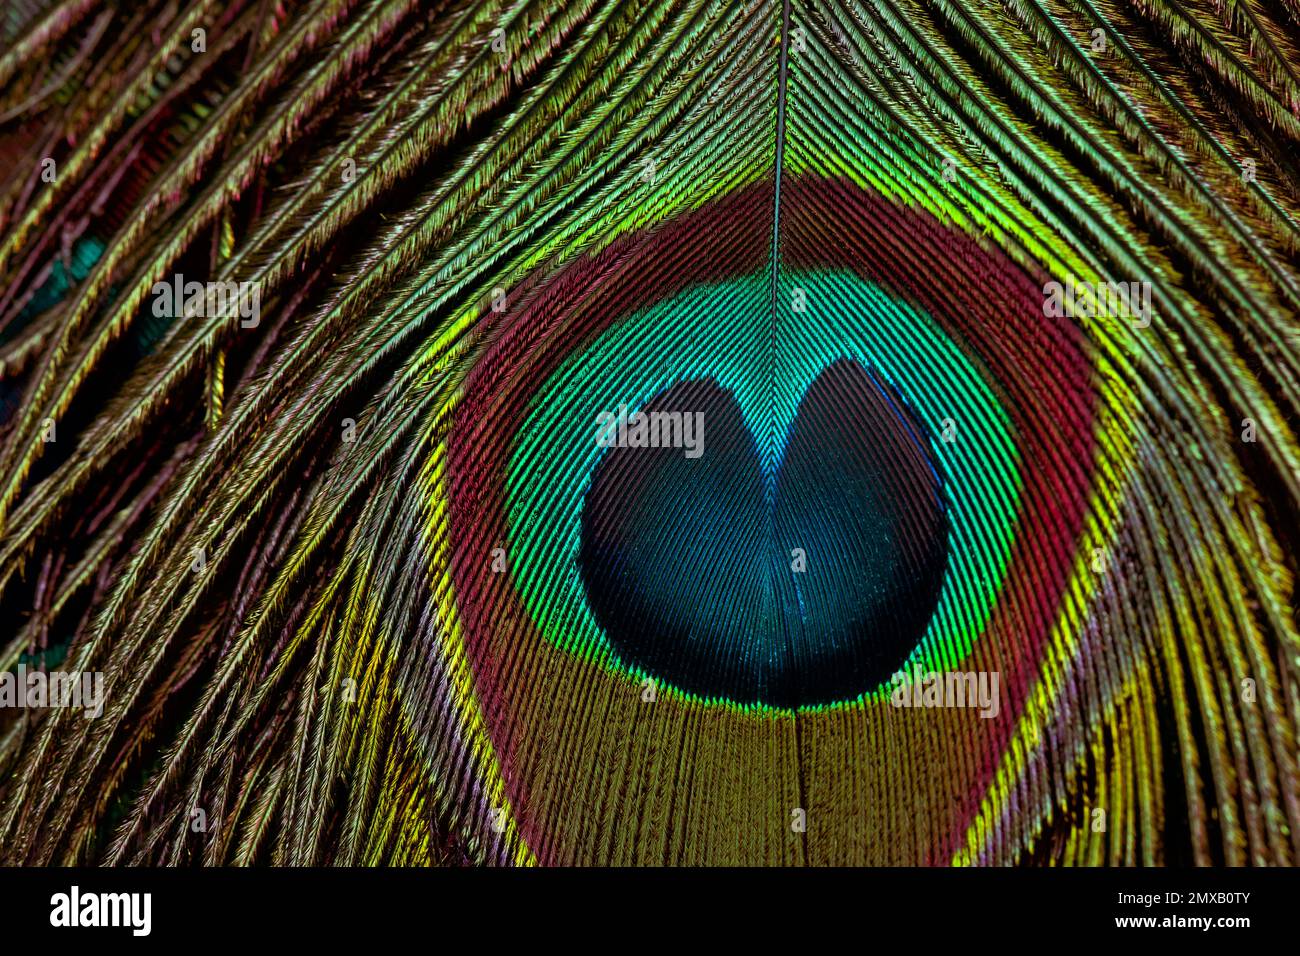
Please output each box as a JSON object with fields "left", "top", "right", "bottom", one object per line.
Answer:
{"left": 578, "top": 358, "right": 950, "bottom": 707}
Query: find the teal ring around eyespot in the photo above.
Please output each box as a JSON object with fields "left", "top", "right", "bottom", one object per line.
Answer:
{"left": 504, "top": 268, "right": 1022, "bottom": 710}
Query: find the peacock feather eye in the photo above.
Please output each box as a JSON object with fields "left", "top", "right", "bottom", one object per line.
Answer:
{"left": 478, "top": 252, "right": 1023, "bottom": 709}
{"left": 0, "top": 0, "right": 1298, "bottom": 873}
{"left": 444, "top": 175, "right": 1101, "bottom": 862}
{"left": 575, "top": 355, "right": 954, "bottom": 707}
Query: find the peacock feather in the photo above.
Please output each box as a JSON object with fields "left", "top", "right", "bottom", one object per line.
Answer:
{"left": 0, "top": 0, "right": 1298, "bottom": 867}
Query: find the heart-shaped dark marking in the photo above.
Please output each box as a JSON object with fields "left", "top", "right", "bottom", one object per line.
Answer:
{"left": 579, "top": 358, "right": 950, "bottom": 707}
